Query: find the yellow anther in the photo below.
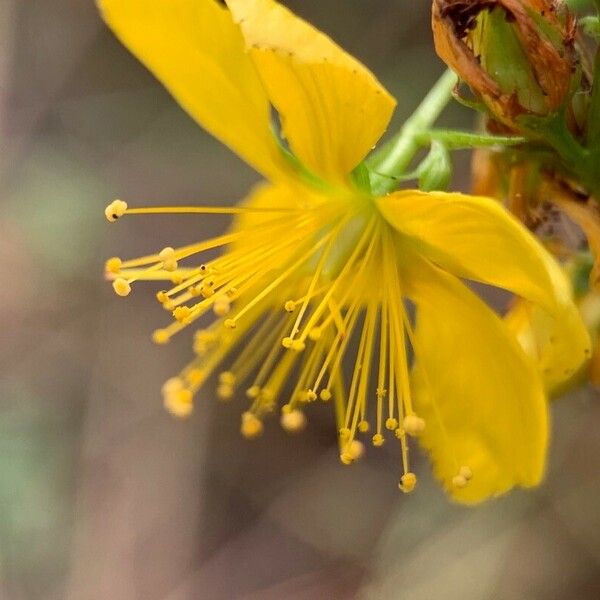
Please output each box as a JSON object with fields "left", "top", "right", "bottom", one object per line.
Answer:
{"left": 159, "top": 247, "right": 178, "bottom": 272}
{"left": 227, "top": 287, "right": 238, "bottom": 299}
{"left": 159, "top": 246, "right": 176, "bottom": 260}
{"left": 402, "top": 414, "right": 426, "bottom": 437}
{"left": 224, "top": 318, "right": 237, "bottom": 329}
{"left": 163, "top": 259, "right": 178, "bottom": 272}
{"left": 165, "top": 398, "right": 193, "bottom": 419}
{"left": 308, "top": 327, "right": 321, "bottom": 341}
{"left": 246, "top": 385, "right": 260, "bottom": 399}
{"left": 161, "top": 377, "right": 184, "bottom": 395}
{"left": 163, "top": 300, "right": 175, "bottom": 310}
{"left": 280, "top": 409, "right": 307, "bottom": 433}
{"left": 112, "top": 278, "right": 131, "bottom": 297}
{"left": 164, "top": 388, "right": 193, "bottom": 419}
{"left": 358, "top": 420, "right": 370, "bottom": 433}
{"left": 104, "top": 199, "right": 128, "bottom": 222}
{"left": 348, "top": 440, "right": 364, "bottom": 461}
{"left": 219, "top": 371, "right": 236, "bottom": 385}
{"left": 291, "top": 340, "right": 305, "bottom": 352}
{"left": 305, "top": 390, "right": 317, "bottom": 402}
{"left": 152, "top": 329, "right": 170, "bottom": 345}
{"left": 240, "top": 411, "right": 263, "bottom": 439}
{"left": 189, "top": 285, "right": 201, "bottom": 297}
{"left": 259, "top": 387, "right": 274, "bottom": 403}
{"left": 201, "top": 285, "right": 215, "bottom": 299}
{"left": 340, "top": 452, "right": 354, "bottom": 465}
{"left": 105, "top": 257, "right": 122, "bottom": 274}
{"left": 372, "top": 433, "right": 385, "bottom": 447}
{"left": 171, "top": 273, "right": 183, "bottom": 284}
{"left": 459, "top": 465, "right": 473, "bottom": 481}
{"left": 217, "top": 383, "right": 234, "bottom": 401}
{"left": 173, "top": 306, "right": 191, "bottom": 322}
{"left": 281, "top": 336, "right": 293, "bottom": 348}
{"left": 399, "top": 472, "right": 417, "bottom": 494}
{"left": 284, "top": 300, "right": 296, "bottom": 313}
{"left": 385, "top": 417, "right": 398, "bottom": 431}
{"left": 394, "top": 428, "right": 404, "bottom": 439}
{"left": 213, "top": 298, "right": 231, "bottom": 317}
{"left": 156, "top": 290, "right": 168, "bottom": 303}
{"left": 339, "top": 427, "right": 351, "bottom": 440}
{"left": 319, "top": 389, "right": 332, "bottom": 401}
{"left": 452, "top": 474, "right": 468, "bottom": 489}
{"left": 186, "top": 369, "right": 204, "bottom": 385}
{"left": 376, "top": 387, "right": 387, "bottom": 399}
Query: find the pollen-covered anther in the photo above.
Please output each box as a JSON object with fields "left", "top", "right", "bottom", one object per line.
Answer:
{"left": 186, "top": 368, "right": 204, "bottom": 385}
{"left": 224, "top": 318, "right": 237, "bottom": 329}
{"left": 305, "top": 390, "right": 317, "bottom": 402}
{"left": 452, "top": 474, "right": 469, "bottom": 489}
{"left": 281, "top": 337, "right": 293, "bottom": 348}
{"left": 105, "top": 257, "right": 122, "bottom": 274}
{"left": 402, "top": 414, "right": 426, "bottom": 437}
{"left": 339, "top": 427, "right": 351, "bottom": 441}
{"left": 290, "top": 340, "right": 305, "bottom": 352}
{"left": 459, "top": 465, "right": 473, "bottom": 481}
{"left": 246, "top": 385, "right": 260, "bottom": 399}
{"left": 173, "top": 306, "right": 191, "bottom": 322}
{"left": 219, "top": 371, "right": 236, "bottom": 386}
{"left": 213, "top": 298, "right": 231, "bottom": 317}
{"left": 112, "top": 277, "right": 131, "bottom": 297}
{"left": 284, "top": 300, "right": 296, "bottom": 313}
{"left": 159, "top": 247, "right": 178, "bottom": 272}
{"left": 201, "top": 284, "right": 215, "bottom": 299}
{"left": 240, "top": 411, "right": 263, "bottom": 439}
{"left": 385, "top": 417, "right": 398, "bottom": 431}
{"left": 104, "top": 199, "right": 128, "bottom": 222}
{"left": 217, "top": 383, "right": 234, "bottom": 401}
{"left": 280, "top": 408, "right": 307, "bottom": 433}
{"left": 308, "top": 327, "right": 321, "bottom": 341}
{"left": 152, "top": 329, "right": 170, "bottom": 345}
{"left": 163, "top": 387, "right": 193, "bottom": 419}
{"left": 358, "top": 420, "right": 370, "bottom": 433}
{"left": 372, "top": 433, "right": 385, "bottom": 447}
{"left": 319, "top": 389, "right": 332, "bottom": 401}
{"left": 340, "top": 440, "right": 365, "bottom": 465}
{"left": 399, "top": 472, "right": 417, "bottom": 494}
{"left": 161, "top": 376, "right": 184, "bottom": 395}
{"left": 156, "top": 290, "right": 168, "bottom": 304}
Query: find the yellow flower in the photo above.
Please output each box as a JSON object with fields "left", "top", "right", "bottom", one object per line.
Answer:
{"left": 98, "top": 0, "right": 589, "bottom": 503}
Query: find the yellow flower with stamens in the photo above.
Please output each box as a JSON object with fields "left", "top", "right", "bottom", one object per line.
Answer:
{"left": 98, "top": 0, "right": 590, "bottom": 503}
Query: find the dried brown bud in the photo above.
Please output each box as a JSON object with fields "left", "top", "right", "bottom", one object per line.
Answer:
{"left": 432, "top": 0, "right": 577, "bottom": 128}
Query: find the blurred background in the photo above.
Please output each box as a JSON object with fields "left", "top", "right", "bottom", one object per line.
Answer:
{"left": 1, "top": 1, "right": 599, "bottom": 599}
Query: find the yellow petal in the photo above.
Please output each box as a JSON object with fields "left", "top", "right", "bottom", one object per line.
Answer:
{"left": 97, "top": 0, "right": 289, "bottom": 181}
{"left": 378, "top": 189, "right": 570, "bottom": 312}
{"left": 226, "top": 0, "right": 395, "bottom": 184}
{"left": 506, "top": 298, "right": 592, "bottom": 394}
{"left": 402, "top": 251, "right": 548, "bottom": 504}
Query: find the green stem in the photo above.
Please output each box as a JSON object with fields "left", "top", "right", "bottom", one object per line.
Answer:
{"left": 368, "top": 69, "right": 457, "bottom": 195}
{"left": 587, "top": 49, "right": 600, "bottom": 154}
{"left": 416, "top": 130, "right": 526, "bottom": 150}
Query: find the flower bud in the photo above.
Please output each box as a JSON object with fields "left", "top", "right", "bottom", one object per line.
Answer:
{"left": 432, "top": 0, "right": 578, "bottom": 129}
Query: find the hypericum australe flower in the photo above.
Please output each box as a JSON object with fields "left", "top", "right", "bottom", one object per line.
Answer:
{"left": 99, "top": 0, "right": 589, "bottom": 503}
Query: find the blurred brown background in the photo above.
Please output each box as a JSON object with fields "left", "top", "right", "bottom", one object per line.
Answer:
{"left": 0, "top": 1, "right": 599, "bottom": 599}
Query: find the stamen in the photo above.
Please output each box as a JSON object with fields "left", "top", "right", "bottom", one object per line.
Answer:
{"left": 112, "top": 277, "right": 131, "bottom": 297}
{"left": 105, "top": 199, "right": 128, "bottom": 222}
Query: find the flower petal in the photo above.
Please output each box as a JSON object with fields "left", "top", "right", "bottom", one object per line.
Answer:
{"left": 377, "top": 190, "right": 570, "bottom": 312}
{"left": 402, "top": 250, "right": 548, "bottom": 504}
{"left": 505, "top": 298, "right": 591, "bottom": 394}
{"left": 226, "top": 0, "right": 396, "bottom": 184}
{"left": 97, "top": 0, "right": 289, "bottom": 180}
